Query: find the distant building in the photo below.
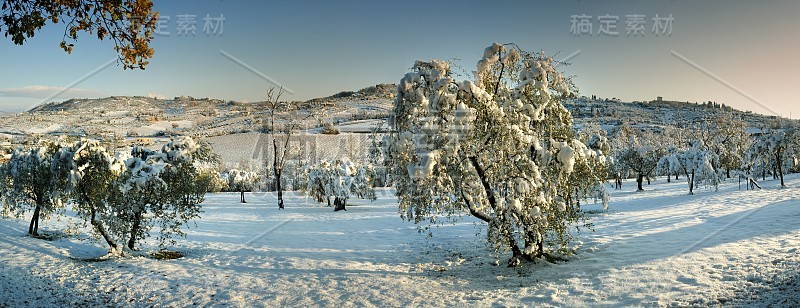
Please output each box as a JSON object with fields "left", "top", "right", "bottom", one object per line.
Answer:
{"left": 656, "top": 96, "right": 663, "bottom": 102}
{"left": 134, "top": 137, "right": 153, "bottom": 145}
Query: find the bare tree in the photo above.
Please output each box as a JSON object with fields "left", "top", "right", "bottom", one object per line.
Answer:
{"left": 262, "top": 87, "right": 295, "bottom": 209}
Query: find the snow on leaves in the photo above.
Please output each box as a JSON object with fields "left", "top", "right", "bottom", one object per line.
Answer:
{"left": 384, "top": 43, "right": 607, "bottom": 265}
{"left": 305, "top": 159, "right": 377, "bottom": 211}
{"left": 658, "top": 142, "right": 720, "bottom": 194}
{"left": 744, "top": 127, "right": 799, "bottom": 187}
{"left": 0, "top": 136, "right": 218, "bottom": 255}
{"left": 0, "top": 138, "right": 70, "bottom": 236}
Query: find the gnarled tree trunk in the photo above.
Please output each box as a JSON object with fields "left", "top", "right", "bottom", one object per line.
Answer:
{"left": 468, "top": 156, "right": 527, "bottom": 266}
{"left": 90, "top": 202, "right": 118, "bottom": 254}
{"left": 333, "top": 197, "right": 347, "bottom": 211}
{"left": 636, "top": 173, "right": 644, "bottom": 191}
{"left": 28, "top": 205, "right": 41, "bottom": 236}
{"left": 127, "top": 209, "right": 144, "bottom": 250}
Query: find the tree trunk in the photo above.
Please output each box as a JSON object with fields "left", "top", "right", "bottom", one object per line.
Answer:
{"left": 675, "top": 173, "right": 679, "bottom": 180}
{"left": 273, "top": 135, "right": 286, "bottom": 209}
{"left": 523, "top": 230, "right": 543, "bottom": 261}
{"left": 90, "top": 203, "right": 118, "bottom": 254}
{"left": 240, "top": 191, "right": 246, "bottom": 203}
{"left": 537, "top": 238, "right": 544, "bottom": 258}
{"left": 750, "top": 178, "right": 762, "bottom": 190}
{"left": 636, "top": 173, "right": 644, "bottom": 191}
{"left": 689, "top": 170, "right": 695, "bottom": 195}
{"left": 28, "top": 204, "right": 41, "bottom": 236}
{"left": 507, "top": 238, "right": 526, "bottom": 267}
{"left": 273, "top": 168, "right": 284, "bottom": 209}
{"left": 726, "top": 168, "right": 731, "bottom": 179}
{"left": 127, "top": 209, "right": 144, "bottom": 250}
{"left": 333, "top": 197, "right": 347, "bottom": 211}
{"left": 467, "top": 156, "right": 524, "bottom": 266}
{"left": 777, "top": 154, "right": 785, "bottom": 187}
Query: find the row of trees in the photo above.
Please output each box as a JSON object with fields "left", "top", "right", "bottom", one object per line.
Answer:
{"left": 603, "top": 113, "right": 798, "bottom": 194}
{"left": 0, "top": 136, "right": 219, "bottom": 255}
{"left": 743, "top": 127, "right": 799, "bottom": 187}
{"left": 220, "top": 158, "right": 379, "bottom": 211}
{"left": 305, "top": 159, "right": 377, "bottom": 211}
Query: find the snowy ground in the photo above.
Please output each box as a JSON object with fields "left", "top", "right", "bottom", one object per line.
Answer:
{"left": 1, "top": 175, "right": 799, "bottom": 307}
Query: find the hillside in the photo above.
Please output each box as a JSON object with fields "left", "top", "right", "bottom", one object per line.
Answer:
{"left": 0, "top": 85, "right": 793, "bottom": 167}
{"left": 567, "top": 97, "right": 790, "bottom": 131}
{"left": 0, "top": 85, "right": 393, "bottom": 144}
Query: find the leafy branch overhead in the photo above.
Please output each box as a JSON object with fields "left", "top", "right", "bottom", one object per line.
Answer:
{"left": 1, "top": 0, "right": 158, "bottom": 69}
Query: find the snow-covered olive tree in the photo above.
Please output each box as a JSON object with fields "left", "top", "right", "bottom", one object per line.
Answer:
{"left": 694, "top": 112, "right": 750, "bottom": 179}
{"left": 108, "top": 146, "right": 167, "bottom": 250}
{"left": 53, "top": 137, "right": 217, "bottom": 254}
{"left": 744, "top": 127, "right": 798, "bottom": 187}
{"left": 111, "top": 137, "right": 218, "bottom": 251}
{"left": 54, "top": 139, "right": 126, "bottom": 253}
{"left": 680, "top": 146, "right": 720, "bottom": 195}
{"left": 657, "top": 146, "right": 682, "bottom": 183}
{"left": 368, "top": 125, "right": 389, "bottom": 187}
{"left": 384, "top": 43, "right": 607, "bottom": 266}
{"left": 197, "top": 162, "right": 226, "bottom": 193}
{"left": 578, "top": 123, "right": 611, "bottom": 156}
{"left": 306, "top": 159, "right": 376, "bottom": 211}
{"left": 227, "top": 168, "right": 260, "bottom": 203}
{"left": 607, "top": 123, "right": 638, "bottom": 189}
{"left": 617, "top": 131, "right": 663, "bottom": 191}
{"left": 659, "top": 142, "right": 719, "bottom": 194}
{"left": 154, "top": 137, "right": 219, "bottom": 246}
{"left": 0, "top": 139, "right": 69, "bottom": 236}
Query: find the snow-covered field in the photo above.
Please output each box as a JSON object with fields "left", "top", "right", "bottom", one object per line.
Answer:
{"left": 1, "top": 175, "right": 799, "bottom": 307}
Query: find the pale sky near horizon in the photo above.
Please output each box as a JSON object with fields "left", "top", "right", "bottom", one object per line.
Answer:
{"left": 0, "top": 0, "right": 797, "bottom": 117}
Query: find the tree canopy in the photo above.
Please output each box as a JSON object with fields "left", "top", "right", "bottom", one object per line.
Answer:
{"left": 384, "top": 43, "right": 608, "bottom": 266}
{"left": 1, "top": 0, "right": 158, "bottom": 69}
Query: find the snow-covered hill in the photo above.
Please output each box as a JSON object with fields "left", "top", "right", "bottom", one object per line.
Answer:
{"left": 2, "top": 87, "right": 787, "bottom": 145}
{"left": 0, "top": 86, "right": 793, "bottom": 169}
{"left": 0, "top": 85, "right": 393, "bottom": 145}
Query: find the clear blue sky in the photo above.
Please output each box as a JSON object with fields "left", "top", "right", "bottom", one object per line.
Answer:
{"left": 0, "top": 0, "right": 797, "bottom": 117}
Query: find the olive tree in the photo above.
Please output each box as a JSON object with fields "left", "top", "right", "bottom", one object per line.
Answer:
{"left": 54, "top": 139, "right": 125, "bottom": 254}
{"left": 108, "top": 146, "right": 167, "bottom": 250}
{"left": 0, "top": 139, "right": 69, "bottom": 236}
{"left": 306, "top": 159, "right": 376, "bottom": 211}
{"left": 744, "top": 127, "right": 798, "bottom": 187}
{"left": 227, "top": 168, "right": 260, "bottom": 203}
{"left": 152, "top": 137, "right": 218, "bottom": 246}
{"left": 384, "top": 43, "right": 607, "bottom": 266}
